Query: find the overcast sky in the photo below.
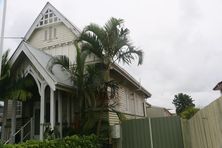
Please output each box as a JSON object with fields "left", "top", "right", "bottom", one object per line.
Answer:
{"left": 1, "top": 0, "right": 222, "bottom": 110}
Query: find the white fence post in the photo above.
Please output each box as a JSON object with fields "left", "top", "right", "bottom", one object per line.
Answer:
{"left": 149, "top": 118, "right": 154, "bottom": 148}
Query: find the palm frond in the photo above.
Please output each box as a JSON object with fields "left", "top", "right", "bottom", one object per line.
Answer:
{"left": 104, "top": 17, "right": 124, "bottom": 33}
{"left": 115, "top": 46, "right": 144, "bottom": 65}
{"left": 78, "top": 32, "right": 104, "bottom": 59}
{"left": 6, "top": 90, "right": 32, "bottom": 101}
{"left": 1, "top": 49, "right": 11, "bottom": 80}
{"left": 47, "top": 55, "right": 70, "bottom": 74}
{"left": 85, "top": 24, "right": 107, "bottom": 47}
{"left": 0, "top": 74, "right": 34, "bottom": 101}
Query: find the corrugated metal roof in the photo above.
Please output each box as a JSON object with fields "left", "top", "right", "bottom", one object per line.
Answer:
{"left": 23, "top": 42, "right": 73, "bottom": 88}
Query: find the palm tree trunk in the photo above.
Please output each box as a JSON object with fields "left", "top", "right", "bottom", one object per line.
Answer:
{"left": 104, "top": 66, "right": 110, "bottom": 82}
{"left": 1, "top": 99, "right": 8, "bottom": 141}
{"left": 96, "top": 110, "right": 103, "bottom": 136}
{"left": 96, "top": 64, "right": 111, "bottom": 136}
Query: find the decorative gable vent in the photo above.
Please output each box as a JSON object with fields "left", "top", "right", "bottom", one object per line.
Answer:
{"left": 37, "top": 9, "right": 60, "bottom": 28}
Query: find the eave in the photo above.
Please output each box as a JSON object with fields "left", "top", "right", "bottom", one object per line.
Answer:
{"left": 111, "top": 63, "right": 151, "bottom": 98}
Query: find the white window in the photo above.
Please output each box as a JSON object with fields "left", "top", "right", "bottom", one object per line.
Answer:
{"left": 44, "top": 27, "right": 57, "bottom": 41}
{"left": 49, "top": 26, "right": 52, "bottom": 40}
{"left": 135, "top": 95, "right": 144, "bottom": 116}
{"left": 16, "top": 101, "right": 22, "bottom": 116}
{"left": 129, "top": 93, "right": 135, "bottom": 114}
{"left": 54, "top": 28, "right": 57, "bottom": 39}
{"left": 44, "top": 30, "right": 48, "bottom": 41}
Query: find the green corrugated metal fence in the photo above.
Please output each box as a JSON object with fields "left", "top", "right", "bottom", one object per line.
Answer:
{"left": 122, "top": 116, "right": 184, "bottom": 148}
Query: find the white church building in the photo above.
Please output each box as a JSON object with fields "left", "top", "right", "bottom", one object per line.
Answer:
{"left": 3, "top": 2, "right": 151, "bottom": 143}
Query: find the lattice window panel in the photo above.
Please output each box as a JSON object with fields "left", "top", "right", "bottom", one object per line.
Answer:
{"left": 37, "top": 9, "right": 60, "bottom": 28}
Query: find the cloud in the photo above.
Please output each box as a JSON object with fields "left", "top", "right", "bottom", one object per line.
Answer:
{"left": 0, "top": 0, "right": 221, "bottom": 110}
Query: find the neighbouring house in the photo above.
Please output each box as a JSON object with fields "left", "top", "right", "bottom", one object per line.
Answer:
{"left": 3, "top": 2, "right": 151, "bottom": 143}
{"left": 213, "top": 81, "right": 222, "bottom": 95}
{"left": 145, "top": 103, "right": 172, "bottom": 118}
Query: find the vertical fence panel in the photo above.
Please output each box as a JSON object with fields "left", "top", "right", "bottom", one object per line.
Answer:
{"left": 151, "top": 116, "right": 184, "bottom": 148}
{"left": 122, "top": 118, "right": 151, "bottom": 148}
{"left": 122, "top": 116, "right": 183, "bottom": 148}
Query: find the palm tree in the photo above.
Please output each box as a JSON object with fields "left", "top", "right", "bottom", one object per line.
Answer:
{"left": 78, "top": 18, "right": 143, "bottom": 136}
{"left": 78, "top": 17, "right": 143, "bottom": 81}
{"left": 0, "top": 50, "right": 33, "bottom": 141}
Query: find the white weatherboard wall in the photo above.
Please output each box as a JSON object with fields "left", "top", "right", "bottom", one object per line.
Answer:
{"left": 117, "top": 84, "right": 145, "bottom": 116}
{"left": 109, "top": 83, "right": 146, "bottom": 126}
{"left": 28, "top": 22, "right": 99, "bottom": 64}
{"left": 28, "top": 23, "right": 75, "bottom": 49}
{"left": 28, "top": 23, "right": 77, "bottom": 63}
{"left": 44, "top": 44, "right": 76, "bottom": 62}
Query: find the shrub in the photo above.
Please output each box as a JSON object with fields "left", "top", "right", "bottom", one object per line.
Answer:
{"left": 180, "top": 107, "right": 199, "bottom": 119}
{"left": 3, "top": 134, "right": 101, "bottom": 148}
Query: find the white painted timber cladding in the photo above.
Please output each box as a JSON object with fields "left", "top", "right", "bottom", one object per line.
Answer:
{"left": 44, "top": 44, "right": 76, "bottom": 63}
{"left": 117, "top": 84, "right": 145, "bottom": 116}
{"left": 28, "top": 23, "right": 75, "bottom": 49}
{"left": 28, "top": 22, "right": 80, "bottom": 63}
{"left": 117, "top": 86, "right": 127, "bottom": 112}
{"left": 28, "top": 22, "right": 98, "bottom": 63}
{"left": 109, "top": 83, "right": 145, "bottom": 125}
{"left": 109, "top": 112, "right": 119, "bottom": 125}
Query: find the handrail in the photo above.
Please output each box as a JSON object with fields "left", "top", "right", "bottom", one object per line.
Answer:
{"left": 4, "top": 117, "right": 33, "bottom": 144}
{"left": 23, "top": 131, "right": 31, "bottom": 141}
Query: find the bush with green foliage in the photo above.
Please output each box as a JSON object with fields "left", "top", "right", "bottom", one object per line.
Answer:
{"left": 180, "top": 107, "right": 199, "bottom": 119}
{"left": 4, "top": 134, "right": 101, "bottom": 148}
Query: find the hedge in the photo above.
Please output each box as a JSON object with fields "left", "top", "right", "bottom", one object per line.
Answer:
{"left": 3, "top": 134, "right": 101, "bottom": 148}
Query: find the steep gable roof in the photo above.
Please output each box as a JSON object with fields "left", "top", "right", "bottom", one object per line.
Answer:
{"left": 24, "top": 2, "right": 80, "bottom": 41}
{"left": 10, "top": 41, "right": 73, "bottom": 91}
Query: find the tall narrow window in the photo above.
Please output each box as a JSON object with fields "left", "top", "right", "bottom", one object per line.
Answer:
{"left": 44, "top": 27, "right": 57, "bottom": 41}
{"left": 129, "top": 93, "right": 135, "bottom": 114}
{"left": 49, "top": 26, "right": 52, "bottom": 40}
{"left": 44, "top": 30, "right": 48, "bottom": 41}
{"left": 54, "top": 28, "right": 57, "bottom": 39}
